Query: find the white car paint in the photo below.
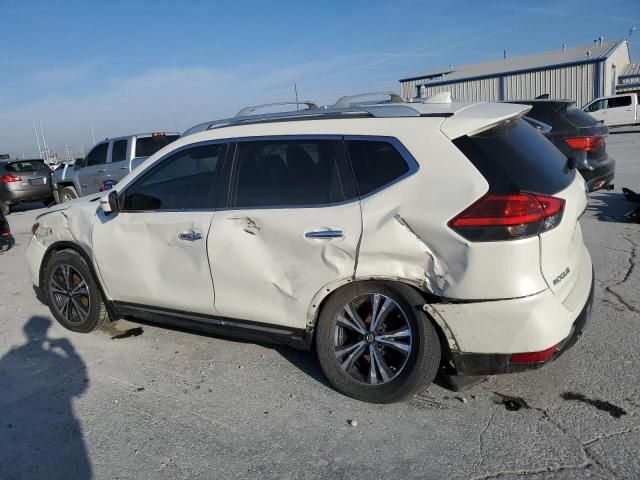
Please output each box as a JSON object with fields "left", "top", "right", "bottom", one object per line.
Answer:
{"left": 25, "top": 99, "right": 593, "bottom": 357}
{"left": 583, "top": 94, "right": 639, "bottom": 127}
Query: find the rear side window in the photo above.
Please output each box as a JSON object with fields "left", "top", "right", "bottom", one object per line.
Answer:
{"left": 230, "top": 139, "right": 346, "bottom": 208}
{"left": 86, "top": 143, "right": 109, "bottom": 166}
{"left": 4, "top": 160, "right": 46, "bottom": 172}
{"left": 454, "top": 118, "right": 574, "bottom": 195}
{"left": 612, "top": 96, "right": 632, "bottom": 107}
{"left": 122, "top": 143, "right": 226, "bottom": 211}
{"left": 346, "top": 140, "right": 410, "bottom": 196}
{"left": 135, "top": 135, "right": 179, "bottom": 158}
{"left": 111, "top": 140, "right": 128, "bottom": 163}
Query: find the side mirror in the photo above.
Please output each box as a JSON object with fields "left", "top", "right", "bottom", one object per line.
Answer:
{"left": 75, "top": 157, "right": 86, "bottom": 167}
{"left": 567, "top": 157, "right": 578, "bottom": 170}
{"left": 100, "top": 190, "right": 120, "bottom": 215}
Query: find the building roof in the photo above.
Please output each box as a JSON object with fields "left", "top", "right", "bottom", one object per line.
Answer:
{"left": 400, "top": 39, "right": 626, "bottom": 84}
{"left": 620, "top": 63, "right": 640, "bottom": 78}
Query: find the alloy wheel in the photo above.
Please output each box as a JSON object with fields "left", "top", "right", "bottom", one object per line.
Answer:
{"left": 333, "top": 293, "right": 412, "bottom": 385}
{"left": 50, "top": 264, "right": 91, "bottom": 324}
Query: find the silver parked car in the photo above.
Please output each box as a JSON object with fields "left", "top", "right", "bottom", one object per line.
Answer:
{"left": 0, "top": 159, "right": 54, "bottom": 215}
{"left": 53, "top": 132, "right": 179, "bottom": 203}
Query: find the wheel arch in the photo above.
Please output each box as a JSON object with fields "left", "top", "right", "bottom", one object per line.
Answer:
{"left": 40, "top": 241, "right": 117, "bottom": 319}
{"left": 306, "top": 277, "right": 458, "bottom": 355}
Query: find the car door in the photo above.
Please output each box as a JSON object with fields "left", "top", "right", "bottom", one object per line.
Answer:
{"left": 77, "top": 142, "right": 109, "bottom": 195}
{"left": 208, "top": 137, "right": 362, "bottom": 329}
{"left": 105, "top": 138, "right": 130, "bottom": 187}
{"left": 92, "top": 142, "right": 228, "bottom": 315}
{"left": 607, "top": 95, "right": 634, "bottom": 126}
{"left": 583, "top": 98, "right": 608, "bottom": 124}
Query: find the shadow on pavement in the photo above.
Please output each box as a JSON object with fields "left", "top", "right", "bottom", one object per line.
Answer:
{"left": 586, "top": 190, "right": 638, "bottom": 223}
{"left": 0, "top": 316, "right": 92, "bottom": 479}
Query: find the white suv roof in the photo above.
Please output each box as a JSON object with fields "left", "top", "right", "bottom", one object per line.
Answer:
{"left": 182, "top": 92, "right": 530, "bottom": 140}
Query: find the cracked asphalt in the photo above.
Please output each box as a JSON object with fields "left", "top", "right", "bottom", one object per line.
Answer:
{"left": 1, "top": 132, "right": 639, "bottom": 479}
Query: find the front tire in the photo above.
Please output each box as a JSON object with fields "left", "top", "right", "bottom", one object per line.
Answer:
{"left": 59, "top": 186, "right": 78, "bottom": 203}
{"left": 316, "top": 281, "right": 441, "bottom": 403}
{"left": 43, "top": 250, "right": 110, "bottom": 333}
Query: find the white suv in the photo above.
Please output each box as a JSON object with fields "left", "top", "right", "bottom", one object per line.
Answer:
{"left": 25, "top": 94, "right": 594, "bottom": 403}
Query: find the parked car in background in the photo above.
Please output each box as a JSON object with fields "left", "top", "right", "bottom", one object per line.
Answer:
{"left": 0, "top": 159, "right": 54, "bottom": 215}
{"left": 582, "top": 93, "right": 639, "bottom": 127}
{"left": 26, "top": 94, "right": 594, "bottom": 403}
{"left": 52, "top": 132, "right": 179, "bottom": 203}
{"left": 509, "top": 99, "right": 615, "bottom": 192}
{"left": 0, "top": 209, "right": 10, "bottom": 250}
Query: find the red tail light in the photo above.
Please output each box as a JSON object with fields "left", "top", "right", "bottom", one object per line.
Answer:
{"left": 563, "top": 136, "right": 604, "bottom": 152}
{"left": 151, "top": 132, "right": 166, "bottom": 137}
{"left": 0, "top": 174, "right": 22, "bottom": 183}
{"left": 449, "top": 193, "right": 565, "bottom": 241}
{"left": 510, "top": 343, "right": 559, "bottom": 363}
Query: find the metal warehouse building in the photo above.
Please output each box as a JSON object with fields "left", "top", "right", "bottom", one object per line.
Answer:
{"left": 400, "top": 39, "right": 636, "bottom": 107}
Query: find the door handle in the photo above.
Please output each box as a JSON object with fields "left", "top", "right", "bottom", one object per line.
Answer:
{"left": 98, "top": 169, "right": 107, "bottom": 173}
{"left": 305, "top": 229, "right": 344, "bottom": 239}
{"left": 178, "top": 230, "right": 203, "bottom": 241}
{"left": 119, "top": 166, "right": 129, "bottom": 170}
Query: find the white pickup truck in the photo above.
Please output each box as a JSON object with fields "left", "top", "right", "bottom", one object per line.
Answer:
{"left": 53, "top": 132, "right": 179, "bottom": 203}
{"left": 583, "top": 93, "right": 639, "bottom": 127}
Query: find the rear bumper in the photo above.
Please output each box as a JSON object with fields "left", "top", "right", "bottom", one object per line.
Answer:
{"left": 426, "top": 246, "right": 594, "bottom": 376}
{"left": 449, "top": 270, "right": 594, "bottom": 375}
{"left": 0, "top": 186, "right": 53, "bottom": 204}
{"left": 580, "top": 157, "right": 616, "bottom": 192}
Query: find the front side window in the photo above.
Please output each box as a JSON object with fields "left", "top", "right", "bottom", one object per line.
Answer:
{"left": 122, "top": 143, "right": 226, "bottom": 211}
{"left": 586, "top": 99, "right": 607, "bottom": 112}
{"left": 86, "top": 143, "right": 108, "bottom": 166}
{"left": 230, "top": 139, "right": 346, "bottom": 208}
{"left": 111, "top": 139, "right": 128, "bottom": 163}
{"left": 346, "top": 139, "right": 411, "bottom": 196}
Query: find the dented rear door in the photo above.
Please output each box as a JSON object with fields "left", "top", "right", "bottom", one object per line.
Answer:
{"left": 208, "top": 138, "right": 362, "bottom": 329}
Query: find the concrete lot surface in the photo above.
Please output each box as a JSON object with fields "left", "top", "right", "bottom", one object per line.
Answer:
{"left": 0, "top": 133, "right": 639, "bottom": 480}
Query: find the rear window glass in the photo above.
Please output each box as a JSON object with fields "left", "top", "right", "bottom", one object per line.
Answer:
{"left": 563, "top": 106, "right": 600, "bottom": 128}
{"left": 135, "top": 135, "right": 179, "bottom": 158}
{"left": 454, "top": 118, "right": 574, "bottom": 195}
{"left": 4, "top": 160, "right": 46, "bottom": 172}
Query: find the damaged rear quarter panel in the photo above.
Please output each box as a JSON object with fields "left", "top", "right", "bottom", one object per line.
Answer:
{"left": 354, "top": 126, "right": 548, "bottom": 300}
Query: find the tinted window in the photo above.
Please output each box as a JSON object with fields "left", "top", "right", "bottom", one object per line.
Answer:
{"left": 586, "top": 99, "right": 607, "bottom": 112}
{"left": 347, "top": 140, "right": 410, "bottom": 196}
{"left": 122, "top": 143, "right": 225, "bottom": 211}
{"left": 612, "top": 96, "right": 632, "bottom": 107}
{"left": 563, "top": 106, "right": 600, "bottom": 128}
{"left": 4, "top": 160, "right": 47, "bottom": 172}
{"left": 111, "top": 140, "right": 128, "bottom": 163}
{"left": 135, "top": 135, "right": 179, "bottom": 158}
{"left": 86, "top": 143, "right": 108, "bottom": 166}
{"left": 454, "top": 118, "right": 574, "bottom": 195}
{"left": 231, "top": 140, "right": 346, "bottom": 208}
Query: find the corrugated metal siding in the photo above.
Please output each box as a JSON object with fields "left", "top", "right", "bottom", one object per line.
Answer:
{"left": 504, "top": 63, "right": 596, "bottom": 106}
{"left": 417, "top": 77, "right": 500, "bottom": 102}
{"left": 604, "top": 42, "right": 631, "bottom": 96}
{"left": 407, "top": 64, "right": 598, "bottom": 107}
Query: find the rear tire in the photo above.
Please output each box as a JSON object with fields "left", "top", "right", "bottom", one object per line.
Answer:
{"left": 59, "top": 186, "right": 78, "bottom": 203}
{"left": 43, "top": 250, "right": 110, "bottom": 333}
{"left": 316, "top": 281, "right": 441, "bottom": 403}
{"left": 0, "top": 201, "right": 10, "bottom": 216}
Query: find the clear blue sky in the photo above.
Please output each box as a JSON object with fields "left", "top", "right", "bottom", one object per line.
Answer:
{"left": 1, "top": 0, "right": 639, "bottom": 157}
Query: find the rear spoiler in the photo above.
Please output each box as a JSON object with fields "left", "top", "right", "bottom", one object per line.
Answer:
{"left": 440, "top": 102, "right": 531, "bottom": 139}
